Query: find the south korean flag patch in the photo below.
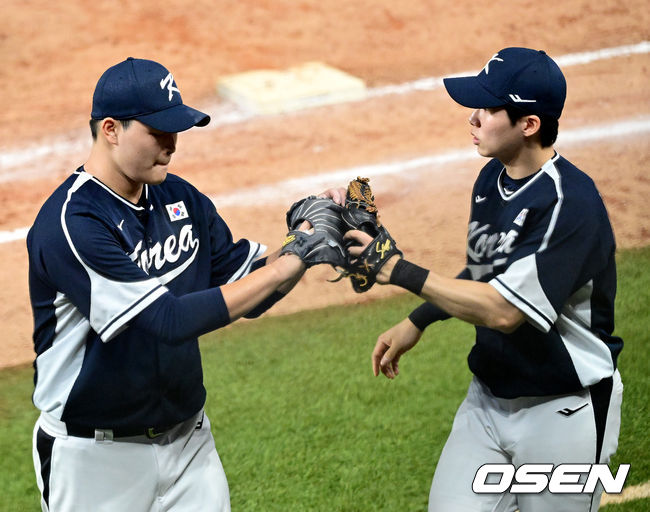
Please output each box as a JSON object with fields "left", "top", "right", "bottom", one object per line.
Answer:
{"left": 165, "top": 201, "right": 189, "bottom": 222}
{"left": 513, "top": 208, "right": 529, "bottom": 227}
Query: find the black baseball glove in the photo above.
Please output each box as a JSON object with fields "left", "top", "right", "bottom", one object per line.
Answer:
{"left": 337, "top": 177, "right": 403, "bottom": 292}
{"left": 281, "top": 196, "right": 347, "bottom": 268}
{"left": 341, "top": 177, "right": 381, "bottom": 237}
{"left": 346, "top": 226, "right": 403, "bottom": 293}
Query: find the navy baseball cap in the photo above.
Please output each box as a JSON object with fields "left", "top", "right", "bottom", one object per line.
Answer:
{"left": 443, "top": 48, "right": 567, "bottom": 119}
{"left": 91, "top": 57, "right": 210, "bottom": 132}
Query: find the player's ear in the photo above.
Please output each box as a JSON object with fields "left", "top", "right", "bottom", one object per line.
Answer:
{"left": 521, "top": 115, "right": 542, "bottom": 138}
{"left": 100, "top": 118, "right": 120, "bottom": 145}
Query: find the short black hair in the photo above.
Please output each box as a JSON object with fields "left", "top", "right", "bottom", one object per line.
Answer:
{"left": 503, "top": 104, "right": 559, "bottom": 148}
{"left": 89, "top": 118, "right": 133, "bottom": 140}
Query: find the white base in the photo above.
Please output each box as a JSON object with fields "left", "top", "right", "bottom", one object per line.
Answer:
{"left": 216, "top": 62, "right": 367, "bottom": 115}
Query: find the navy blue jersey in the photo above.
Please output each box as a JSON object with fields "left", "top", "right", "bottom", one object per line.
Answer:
{"left": 465, "top": 154, "right": 622, "bottom": 398}
{"left": 27, "top": 168, "right": 265, "bottom": 429}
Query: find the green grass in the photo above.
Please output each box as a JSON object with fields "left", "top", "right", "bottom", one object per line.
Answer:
{"left": 1, "top": 247, "right": 648, "bottom": 511}
{"left": 203, "top": 299, "right": 475, "bottom": 511}
{"left": 608, "top": 248, "right": 650, "bottom": 486}
{"left": 601, "top": 499, "right": 650, "bottom": 512}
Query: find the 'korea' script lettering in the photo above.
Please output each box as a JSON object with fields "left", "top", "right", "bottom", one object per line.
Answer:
{"left": 467, "top": 221, "right": 519, "bottom": 263}
{"left": 130, "top": 224, "right": 199, "bottom": 274}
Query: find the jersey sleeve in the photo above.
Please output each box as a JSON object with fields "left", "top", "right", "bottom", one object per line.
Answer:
{"left": 490, "top": 180, "right": 607, "bottom": 333}
{"left": 59, "top": 207, "right": 168, "bottom": 342}
{"left": 206, "top": 203, "right": 267, "bottom": 286}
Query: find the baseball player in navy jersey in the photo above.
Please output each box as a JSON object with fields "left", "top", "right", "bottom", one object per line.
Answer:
{"left": 27, "top": 57, "right": 344, "bottom": 512}
{"left": 345, "top": 48, "right": 623, "bottom": 511}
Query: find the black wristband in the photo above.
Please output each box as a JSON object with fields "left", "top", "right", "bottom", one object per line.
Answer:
{"left": 389, "top": 259, "right": 429, "bottom": 295}
{"left": 408, "top": 302, "right": 451, "bottom": 331}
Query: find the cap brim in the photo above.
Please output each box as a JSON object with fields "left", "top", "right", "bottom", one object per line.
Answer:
{"left": 443, "top": 76, "right": 505, "bottom": 109}
{"left": 135, "top": 104, "right": 211, "bottom": 133}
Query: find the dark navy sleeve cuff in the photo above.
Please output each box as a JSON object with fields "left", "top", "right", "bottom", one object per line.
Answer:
{"left": 133, "top": 288, "right": 230, "bottom": 344}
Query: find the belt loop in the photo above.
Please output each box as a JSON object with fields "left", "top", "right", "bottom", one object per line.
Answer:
{"left": 39, "top": 412, "right": 69, "bottom": 438}
{"left": 195, "top": 411, "right": 205, "bottom": 430}
{"left": 94, "top": 429, "right": 114, "bottom": 442}
{"left": 146, "top": 427, "right": 166, "bottom": 439}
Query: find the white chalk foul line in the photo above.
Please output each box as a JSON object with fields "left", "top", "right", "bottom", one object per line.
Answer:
{"left": 205, "top": 116, "right": 650, "bottom": 208}
{"left": 2, "top": 115, "right": 647, "bottom": 245}
{"left": 0, "top": 41, "right": 648, "bottom": 172}
{"left": 209, "top": 149, "right": 479, "bottom": 208}
{"left": 366, "top": 41, "right": 650, "bottom": 98}
{"left": 0, "top": 227, "right": 30, "bottom": 244}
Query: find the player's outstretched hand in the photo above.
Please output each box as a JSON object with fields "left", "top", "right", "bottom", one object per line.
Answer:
{"left": 344, "top": 229, "right": 402, "bottom": 286}
{"left": 344, "top": 229, "right": 373, "bottom": 254}
{"left": 283, "top": 194, "right": 347, "bottom": 269}
{"left": 372, "top": 318, "right": 423, "bottom": 379}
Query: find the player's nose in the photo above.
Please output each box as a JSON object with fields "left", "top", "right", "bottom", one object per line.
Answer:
{"left": 162, "top": 133, "right": 177, "bottom": 154}
{"left": 469, "top": 109, "right": 480, "bottom": 126}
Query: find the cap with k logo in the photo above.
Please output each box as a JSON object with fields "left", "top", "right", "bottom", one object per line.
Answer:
{"left": 91, "top": 57, "right": 210, "bottom": 132}
{"left": 443, "top": 48, "right": 567, "bottom": 119}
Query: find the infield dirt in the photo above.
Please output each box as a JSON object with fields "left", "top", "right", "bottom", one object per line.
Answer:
{"left": 1, "top": 1, "right": 648, "bottom": 367}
